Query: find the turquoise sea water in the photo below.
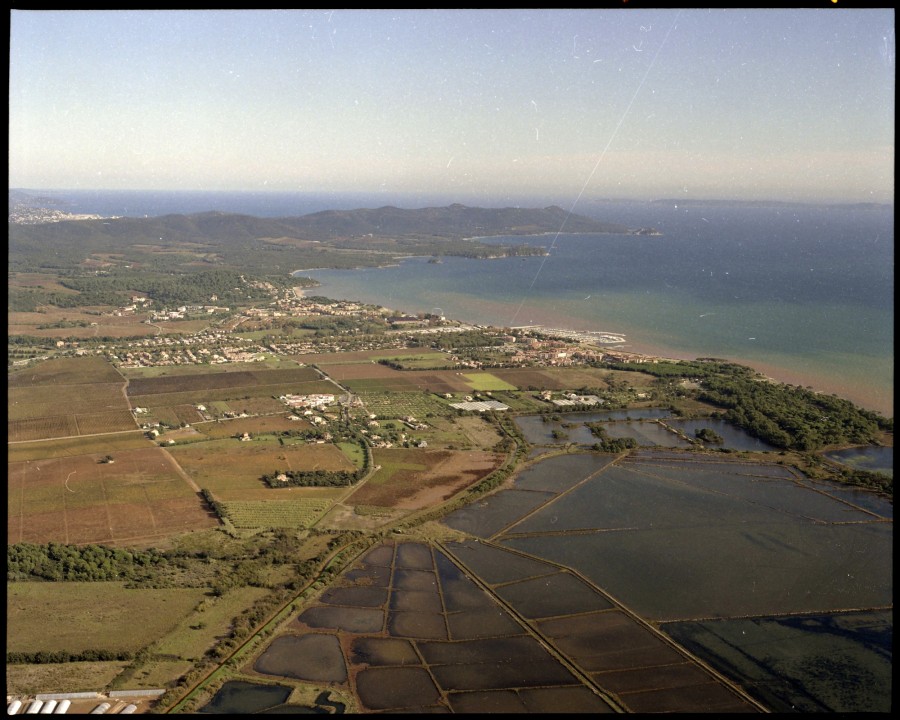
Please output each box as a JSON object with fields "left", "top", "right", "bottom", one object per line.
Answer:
{"left": 297, "top": 202, "right": 894, "bottom": 416}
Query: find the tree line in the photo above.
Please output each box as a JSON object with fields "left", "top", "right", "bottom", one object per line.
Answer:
{"left": 8, "top": 649, "right": 133, "bottom": 665}
{"left": 261, "top": 468, "right": 362, "bottom": 488}
{"left": 7, "top": 542, "right": 168, "bottom": 583}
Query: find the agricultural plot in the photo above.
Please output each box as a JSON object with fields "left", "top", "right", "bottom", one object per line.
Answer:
{"left": 404, "top": 371, "right": 472, "bottom": 394}
{"left": 7, "top": 447, "right": 218, "bottom": 546}
{"left": 128, "top": 380, "right": 338, "bottom": 412}
{"left": 294, "top": 348, "right": 434, "bottom": 366}
{"left": 120, "top": 358, "right": 307, "bottom": 379}
{"left": 219, "top": 498, "right": 333, "bottom": 529}
{"left": 140, "top": 404, "right": 206, "bottom": 428}
{"left": 7, "top": 582, "right": 205, "bottom": 655}
{"left": 319, "top": 362, "right": 415, "bottom": 382}
{"left": 126, "top": 367, "right": 321, "bottom": 396}
{"left": 348, "top": 448, "right": 503, "bottom": 510}
{"left": 8, "top": 416, "right": 78, "bottom": 443}
{"left": 488, "top": 366, "right": 600, "bottom": 391}
{"left": 356, "top": 392, "right": 452, "bottom": 419}
{"left": 194, "top": 415, "right": 315, "bottom": 440}
{"left": 71, "top": 410, "right": 139, "bottom": 435}
{"left": 8, "top": 407, "right": 137, "bottom": 442}
{"left": 461, "top": 372, "right": 518, "bottom": 392}
{"left": 8, "top": 355, "right": 124, "bottom": 386}
{"left": 9, "top": 383, "right": 128, "bottom": 420}
{"left": 152, "top": 585, "right": 271, "bottom": 662}
{"left": 8, "top": 357, "right": 135, "bottom": 441}
{"left": 7, "top": 433, "right": 150, "bottom": 463}
{"left": 6, "top": 660, "right": 130, "bottom": 698}
{"left": 9, "top": 312, "right": 158, "bottom": 339}
{"left": 317, "top": 361, "right": 473, "bottom": 396}
{"left": 8, "top": 272, "right": 82, "bottom": 293}
{"left": 450, "top": 416, "right": 506, "bottom": 449}
{"left": 339, "top": 377, "right": 421, "bottom": 395}
{"left": 370, "top": 351, "right": 453, "bottom": 369}
{"left": 169, "top": 440, "right": 355, "bottom": 500}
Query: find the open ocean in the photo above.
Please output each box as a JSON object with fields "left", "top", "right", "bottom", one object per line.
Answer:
{"left": 23, "top": 189, "right": 894, "bottom": 416}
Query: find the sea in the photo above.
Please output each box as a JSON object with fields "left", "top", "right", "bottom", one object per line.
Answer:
{"left": 21, "top": 189, "right": 894, "bottom": 417}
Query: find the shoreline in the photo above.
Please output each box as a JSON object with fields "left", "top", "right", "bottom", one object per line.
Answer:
{"left": 288, "top": 273, "right": 893, "bottom": 418}
{"left": 621, "top": 335, "right": 893, "bottom": 418}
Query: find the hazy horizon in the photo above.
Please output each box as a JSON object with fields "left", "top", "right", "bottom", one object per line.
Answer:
{"left": 8, "top": 186, "right": 894, "bottom": 211}
{"left": 9, "top": 9, "right": 895, "bottom": 205}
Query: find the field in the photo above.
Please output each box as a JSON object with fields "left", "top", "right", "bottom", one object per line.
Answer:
{"left": 128, "top": 379, "right": 338, "bottom": 415}
{"left": 169, "top": 440, "right": 355, "bottom": 500}
{"left": 9, "top": 355, "right": 124, "bottom": 386}
{"left": 307, "top": 349, "right": 637, "bottom": 398}
{"left": 8, "top": 306, "right": 159, "bottom": 339}
{"left": 124, "top": 363, "right": 338, "bottom": 424}
{"left": 151, "top": 585, "right": 271, "bottom": 662}
{"left": 126, "top": 367, "right": 321, "bottom": 396}
{"left": 192, "top": 415, "right": 315, "bottom": 440}
{"left": 119, "top": 358, "right": 307, "bottom": 378}
{"left": 9, "top": 402, "right": 138, "bottom": 442}
{"left": 347, "top": 448, "right": 504, "bottom": 510}
{"left": 369, "top": 351, "right": 453, "bottom": 369}
{"left": 219, "top": 498, "right": 333, "bottom": 528}
{"left": 7, "top": 447, "right": 219, "bottom": 546}
{"left": 447, "top": 415, "right": 505, "bottom": 449}
{"left": 293, "top": 348, "right": 440, "bottom": 366}
{"left": 8, "top": 272, "right": 83, "bottom": 294}
{"left": 9, "top": 383, "right": 129, "bottom": 420}
{"left": 7, "top": 357, "right": 137, "bottom": 441}
{"left": 356, "top": 391, "right": 453, "bottom": 419}
{"left": 7, "top": 582, "right": 205, "bottom": 654}
{"left": 6, "top": 661, "right": 129, "bottom": 698}
{"left": 7, "top": 433, "right": 150, "bottom": 463}
{"left": 460, "top": 372, "right": 518, "bottom": 391}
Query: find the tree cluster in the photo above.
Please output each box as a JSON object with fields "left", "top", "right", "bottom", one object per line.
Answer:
{"left": 586, "top": 421, "right": 639, "bottom": 453}
{"left": 7, "top": 649, "right": 134, "bottom": 665}
{"left": 261, "top": 468, "right": 362, "bottom": 488}
{"left": 7, "top": 542, "right": 167, "bottom": 582}
{"left": 604, "top": 358, "right": 890, "bottom": 451}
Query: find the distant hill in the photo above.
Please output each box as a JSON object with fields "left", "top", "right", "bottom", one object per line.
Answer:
{"left": 8, "top": 201, "right": 658, "bottom": 279}
{"left": 10, "top": 202, "right": 637, "bottom": 239}
{"left": 273, "top": 203, "right": 635, "bottom": 240}
{"left": 9, "top": 203, "right": 647, "bottom": 250}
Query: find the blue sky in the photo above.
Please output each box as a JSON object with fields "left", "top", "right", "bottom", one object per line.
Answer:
{"left": 8, "top": 9, "right": 895, "bottom": 203}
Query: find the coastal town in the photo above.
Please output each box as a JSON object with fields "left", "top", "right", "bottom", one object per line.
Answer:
{"left": 27, "top": 282, "right": 664, "bottom": 376}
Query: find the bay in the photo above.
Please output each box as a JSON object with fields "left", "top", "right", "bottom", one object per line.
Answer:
{"left": 296, "top": 201, "right": 894, "bottom": 417}
{"left": 17, "top": 189, "right": 892, "bottom": 416}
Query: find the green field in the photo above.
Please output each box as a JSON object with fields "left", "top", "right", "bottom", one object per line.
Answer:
{"left": 461, "top": 372, "right": 518, "bottom": 391}
{"left": 170, "top": 439, "right": 355, "bottom": 499}
{"left": 7, "top": 583, "right": 205, "bottom": 655}
{"left": 337, "top": 441, "right": 366, "bottom": 468}
{"left": 365, "top": 457, "right": 427, "bottom": 488}
{"left": 120, "top": 358, "right": 306, "bottom": 378}
{"left": 220, "top": 498, "right": 333, "bottom": 528}
{"left": 357, "top": 391, "right": 451, "bottom": 419}
{"left": 372, "top": 351, "right": 452, "bottom": 369}
{"left": 152, "top": 586, "right": 271, "bottom": 661}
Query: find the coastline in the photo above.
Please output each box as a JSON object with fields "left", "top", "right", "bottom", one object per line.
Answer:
{"left": 293, "top": 270, "right": 893, "bottom": 418}
{"left": 616, "top": 334, "right": 893, "bottom": 418}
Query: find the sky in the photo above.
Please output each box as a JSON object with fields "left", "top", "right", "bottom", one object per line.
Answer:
{"left": 8, "top": 8, "right": 895, "bottom": 203}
